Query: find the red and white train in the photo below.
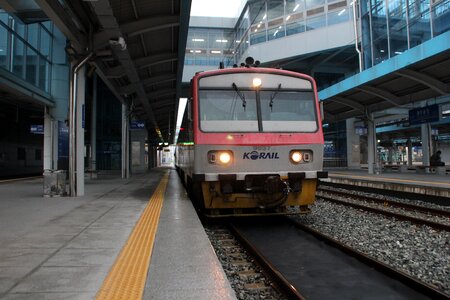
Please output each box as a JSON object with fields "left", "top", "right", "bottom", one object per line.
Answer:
{"left": 176, "top": 58, "right": 327, "bottom": 217}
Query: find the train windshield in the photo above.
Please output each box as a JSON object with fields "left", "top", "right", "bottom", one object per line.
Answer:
{"left": 198, "top": 73, "right": 318, "bottom": 132}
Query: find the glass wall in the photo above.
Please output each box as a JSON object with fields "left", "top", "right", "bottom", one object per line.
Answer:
{"left": 185, "top": 28, "right": 235, "bottom": 67}
{"left": 186, "top": 0, "right": 353, "bottom": 66}
{"left": 361, "top": 0, "right": 450, "bottom": 69}
{"left": 0, "top": 11, "right": 53, "bottom": 93}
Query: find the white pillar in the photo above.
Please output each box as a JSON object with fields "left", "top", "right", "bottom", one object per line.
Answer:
{"left": 76, "top": 65, "right": 86, "bottom": 196}
{"left": 346, "top": 118, "right": 361, "bottom": 169}
{"left": 43, "top": 108, "right": 53, "bottom": 170}
{"left": 421, "top": 123, "right": 431, "bottom": 171}
{"left": 407, "top": 139, "right": 413, "bottom": 166}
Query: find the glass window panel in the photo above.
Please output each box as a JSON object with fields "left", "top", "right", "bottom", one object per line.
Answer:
{"left": 27, "top": 23, "right": 39, "bottom": 50}
{"left": 286, "top": 0, "right": 306, "bottom": 13}
{"left": 286, "top": 19, "right": 306, "bottom": 34}
{"left": 250, "top": 29, "right": 267, "bottom": 44}
{"left": 42, "top": 21, "right": 52, "bottom": 31}
{"left": 39, "top": 58, "right": 50, "bottom": 91}
{"left": 39, "top": 27, "right": 51, "bottom": 59}
{"left": 306, "top": 0, "right": 325, "bottom": 9}
{"left": 361, "top": 13, "right": 373, "bottom": 68}
{"left": 26, "top": 46, "right": 38, "bottom": 85}
{"left": 0, "top": 24, "right": 9, "bottom": 70}
{"left": 268, "top": 25, "right": 286, "bottom": 40}
{"left": 371, "top": 0, "right": 388, "bottom": 64}
{"left": 306, "top": 14, "right": 326, "bottom": 30}
{"left": 408, "top": 0, "right": 431, "bottom": 47}
{"left": 268, "top": 0, "right": 285, "bottom": 20}
{"left": 250, "top": 0, "right": 267, "bottom": 24}
{"left": 388, "top": 0, "right": 408, "bottom": 56}
{"left": 13, "top": 35, "right": 25, "bottom": 78}
{"left": 0, "top": 12, "right": 9, "bottom": 26}
{"left": 328, "top": 8, "right": 349, "bottom": 25}
{"left": 431, "top": 0, "right": 450, "bottom": 37}
{"left": 13, "top": 19, "right": 25, "bottom": 38}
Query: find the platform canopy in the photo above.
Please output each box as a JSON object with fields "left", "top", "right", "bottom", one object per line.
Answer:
{"left": 4, "top": 0, "right": 191, "bottom": 144}
{"left": 318, "top": 31, "right": 450, "bottom": 124}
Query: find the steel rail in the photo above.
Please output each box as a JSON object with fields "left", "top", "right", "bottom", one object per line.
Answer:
{"left": 287, "top": 218, "right": 450, "bottom": 300}
{"left": 318, "top": 187, "right": 450, "bottom": 218}
{"left": 228, "top": 224, "right": 306, "bottom": 300}
{"left": 317, "top": 194, "right": 450, "bottom": 231}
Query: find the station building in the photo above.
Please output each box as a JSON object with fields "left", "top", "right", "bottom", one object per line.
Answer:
{"left": 183, "top": 0, "right": 450, "bottom": 173}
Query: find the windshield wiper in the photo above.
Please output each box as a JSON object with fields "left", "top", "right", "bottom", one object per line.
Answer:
{"left": 269, "top": 83, "right": 282, "bottom": 111}
{"left": 232, "top": 83, "right": 246, "bottom": 111}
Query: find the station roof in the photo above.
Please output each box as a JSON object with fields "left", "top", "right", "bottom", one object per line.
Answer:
{"left": 9, "top": 0, "right": 192, "bottom": 144}
{"left": 318, "top": 31, "right": 450, "bottom": 124}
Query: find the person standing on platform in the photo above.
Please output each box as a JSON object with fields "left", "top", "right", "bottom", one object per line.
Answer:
{"left": 430, "top": 150, "right": 445, "bottom": 166}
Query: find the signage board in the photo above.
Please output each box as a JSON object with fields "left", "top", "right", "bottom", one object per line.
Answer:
{"left": 409, "top": 104, "right": 441, "bottom": 125}
{"left": 30, "top": 124, "right": 44, "bottom": 134}
{"left": 130, "top": 120, "right": 145, "bottom": 130}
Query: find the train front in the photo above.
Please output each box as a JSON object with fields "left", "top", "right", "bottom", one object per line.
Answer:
{"left": 191, "top": 68, "right": 327, "bottom": 217}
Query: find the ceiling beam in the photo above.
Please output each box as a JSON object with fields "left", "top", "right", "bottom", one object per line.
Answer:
{"left": 328, "top": 96, "right": 366, "bottom": 113}
{"left": 120, "top": 73, "right": 176, "bottom": 95}
{"left": 121, "top": 15, "right": 180, "bottom": 37}
{"left": 134, "top": 53, "right": 178, "bottom": 70}
{"left": 355, "top": 86, "right": 402, "bottom": 106}
{"left": 147, "top": 89, "right": 176, "bottom": 99}
{"left": 395, "top": 69, "right": 449, "bottom": 95}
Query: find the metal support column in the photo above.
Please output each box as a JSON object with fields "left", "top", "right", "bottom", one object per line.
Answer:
{"left": 421, "top": 123, "right": 431, "bottom": 172}
{"left": 69, "top": 54, "right": 92, "bottom": 197}
{"left": 43, "top": 107, "right": 53, "bottom": 170}
{"left": 367, "top": 114, "right": 377, "bottom": 174}
{"left": 90, "top": 73, "right": 97, "bottom": 174}
{"left": 407, "top": 139, "right": 413, "bottom": 166}
{"left": 121, "top": 103, "right": 130, "bottom": 179}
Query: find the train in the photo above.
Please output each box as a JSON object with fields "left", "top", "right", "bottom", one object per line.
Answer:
{"left": 175, "top": 58, "right": 327, "bottom": 217}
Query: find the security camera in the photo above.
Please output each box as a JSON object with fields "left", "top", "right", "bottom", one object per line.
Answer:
{"left": 109, "top": 36, "right": 127, "bottom": 51}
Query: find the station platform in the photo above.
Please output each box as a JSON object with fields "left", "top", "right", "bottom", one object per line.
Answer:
{"left": 0, "top": 168, "right": 236, "bottom": 300}
{"left": 324, "top": 168, "right": 450, "bottom": 199}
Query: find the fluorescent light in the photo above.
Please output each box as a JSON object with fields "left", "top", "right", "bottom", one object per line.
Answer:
{"left": 273, "top": 30, "right": 279, "bottom": 36}
{"left": 211, "top": 50, "right": 221, "bottom": 54}
{"left": 395, "top": 51, "right": 403, "bottom": 54}
{"left": 257, "top": 23, "right": 261, "bottom": 28}
{"left": 263, "top": 14, "right": 267, "bottom": 20}
{"left": 293, "top": 4, "right": 300, "bottom": 11}
{"left": 338, "top": 9, "right": 346, "bottom": 16}
{"left": 189, "top": 50, "right": 194, "bottom": 53}
{"left": 174, "top": 98, "right": 188, "bottom": 144}
{"left": 380, "top": 49, "right": 385, "bottom": 52}
{"left": 286, "top": 15, "right": 291, "bottom": 21}
{"left": 215, "top": 39, "right": 228, "bottom": 43}
{"left": 192, "top": 38, "right": 204, "bottom": 42}
{"left": 194, "top": 50, "right": 201, "bottom": 53}
{"left": 254, "top": 29, "right": 258, "bottom": 32}
{"left": 235, "top": 40, "right": 240, "bottom": 43}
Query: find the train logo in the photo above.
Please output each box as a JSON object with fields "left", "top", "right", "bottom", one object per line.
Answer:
{"left": 243, "top": 151, "right": 280, "bottom": 160}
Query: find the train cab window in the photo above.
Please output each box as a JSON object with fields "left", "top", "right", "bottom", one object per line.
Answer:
{"left": 260, "top": 91, "right": 318, "bottom": 132}
{"left": 199, "top": 89, "right": 259, "bottom": 132}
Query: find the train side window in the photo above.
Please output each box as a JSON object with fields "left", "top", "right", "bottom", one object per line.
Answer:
{"left": 187, "top": 97, "right": 193, "bottom": 121}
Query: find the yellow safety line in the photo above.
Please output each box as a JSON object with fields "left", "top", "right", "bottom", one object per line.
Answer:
{"left": 0, "top": 176, "right": 41, "bottom": 184}
{"left": 330, "top": 172, "right": 450, "bottom": 187}
{"left": 96, "top": 172, "right": 169, "bottom": 300}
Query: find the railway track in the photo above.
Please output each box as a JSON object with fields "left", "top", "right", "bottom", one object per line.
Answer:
{"left": 316, "top": 188, "right": 450, "bottom": 231}
{"left": 228, "top": 217, "right": 448, "bottom": 300}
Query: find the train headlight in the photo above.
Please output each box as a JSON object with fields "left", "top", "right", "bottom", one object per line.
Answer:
{"left": 219, "top": 152, "right": 231, "bottom": 164}
{"left": 290, "top": 150, "right": 313, "bottom": 164}
{"left": 291, "top": 151, "right": 302, "bottom": 163}
{"left": 208, "top": 150, "right": 233, "bottom": 165}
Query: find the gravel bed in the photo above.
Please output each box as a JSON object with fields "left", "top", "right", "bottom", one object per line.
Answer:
{"left": 319, "top": 184, "right": 450, "bottom": 211}
{"left": 205, "top": 226, "right": 287, "bottom": 300}
{"left": 292, "top": 200, "right": 450, "bottom": 296}
{"left": 316, "top": 190, "right": 450, "bottom": 226}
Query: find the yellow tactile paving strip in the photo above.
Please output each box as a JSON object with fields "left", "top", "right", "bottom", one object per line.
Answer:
{"left": 96, "top": 172, "right": 169, "bottom": 300}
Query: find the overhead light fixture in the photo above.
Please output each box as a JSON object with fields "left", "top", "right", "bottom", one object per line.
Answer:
{"left": 294, "top": 4, "right": 300, "bottom": 11}
{"left": 286, "top": 15, "right": 291, "bottom": 21}
{"left": 211, "top": 50, "right": 221, "bottom": 54}
{"left": 192, "top": 38, "right": 204, "bottom": 42}
{"left": 338, "top": 9, "right": 346, "bottom": 15}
